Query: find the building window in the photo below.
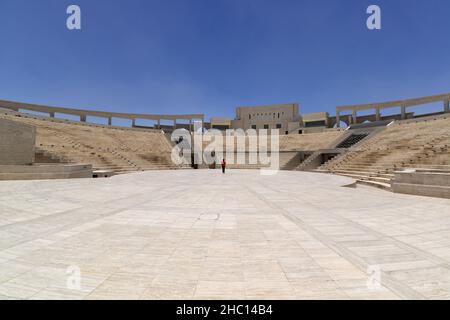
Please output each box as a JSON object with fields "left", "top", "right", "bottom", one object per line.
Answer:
{"left": 249, "top": 114, "right": 251, "bottom": 120}
{"left": 278, "top": 113, "right": 280, "bottom": 118}
{"left": 264, "top": 124, "right": 269, "bottom": 129}
{"left": 305, "top": 120, "right": 326, "bottom": 128}
{"left": 251, "top": 125, "right": 257, "bottom": 129}
{"left": 276, "top": 124, "right": 282, "bottom": 129}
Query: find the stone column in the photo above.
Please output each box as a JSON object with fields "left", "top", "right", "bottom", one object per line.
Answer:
{"left": 335, "top": 112, "right": 340, "bottom": 128}
{"left": 173, "top": 119, "right": 177, "bottom": 129}
{"left": 401, "top": 105, "right": 407, "bottom": 120}
{"left": 352, "top": 110, "right": 357, "bottom": 124}
{"left": 375, "top": 108, "right": 381, "bottom": 121}
{"left": 157, "top": 119, "right": 161, "bottom": 129}
{"left": 108, "top": 117, "right": 112, "bottom": 126}
{"left": 80, "top": 115, "right": 87, "bottom": 122}
{"left": 444, "top": 100, "right": 449, "bottom": 113}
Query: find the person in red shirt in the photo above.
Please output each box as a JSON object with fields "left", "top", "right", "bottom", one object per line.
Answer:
{"left": 221, "top": 158, "right": 226, "bottom": 174}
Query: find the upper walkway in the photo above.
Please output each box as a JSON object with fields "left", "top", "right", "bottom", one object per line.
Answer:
{"left": 334, "top": 92, "right": 450, "bottom": 127}
{"left": 0, "top": 99, "right": 204, "bottom": 130}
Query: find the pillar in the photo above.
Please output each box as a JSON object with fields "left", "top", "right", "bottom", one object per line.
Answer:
{"left": 189, "top": 119, "right": 193, "bottom": 132}
{"left": 132, "top": 119, "right": 136, "bottom": 127}
{"left": 157, "top": 119, "right": 161, "bottom": 129}
{"left": 336, "top": 112, "right": 340, "bottom": 128}
{"left": 444, "top": 100, "right": 449, "bottom": 113}
{"left": 352, "top": 110, "right": 357, "bottom": 124}
{"left": 173, "top": 119, "right": 177, "bottom": 129}
{"left": 80, "top": 115, "right": 86, "bottom": 122}
{"left": 108, "top": 117, "right": 112, "bottom": 126}
{"left": 375, "top": 108, "right": 381, "bottom": 121}
{"left": 401, "top": 105, "right": 406, "bottom": 120}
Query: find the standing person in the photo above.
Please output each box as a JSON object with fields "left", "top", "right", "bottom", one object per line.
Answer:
{"left": 221, "top": 158, "right": 226, "bottom": 174}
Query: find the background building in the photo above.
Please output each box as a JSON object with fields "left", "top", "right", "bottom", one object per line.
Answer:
{"left": 210, "top": 117, "right": 232, "bottom": 130}
{"left": 230, "top": 103, "right": 301, "bottom": 132}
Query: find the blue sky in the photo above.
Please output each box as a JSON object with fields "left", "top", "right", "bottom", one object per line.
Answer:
{"left": 1, "top": 0, "right": 449, "bottom": 121}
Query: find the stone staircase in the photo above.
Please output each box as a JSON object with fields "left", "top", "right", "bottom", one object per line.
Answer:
{"left": 1, "top": 112, "right": 186, "bottom": 176}
{"left": 335, "top": 133, "right": 370, "bottom": 149}
{"left": 279, "top": 152, "right": 303, "bottom": 170}
{"left": 294, "top": 128, "right": 379, "bottom": 171}
{"left": 35, "top": 148, "right": 69, "bottom": 164}
{"left": 294, "top": 151, "right": 321, "bottom": 171}
{"left": 319, "top": 115, "right": 450, "bottom": 190}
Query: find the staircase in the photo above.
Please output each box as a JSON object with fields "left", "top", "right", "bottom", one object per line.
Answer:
{"left": 28, "top": 119, "right": 187, "bottom": 175}
{"left": 35, "top": 148, "right": 69, "bottom": 164}
{"left": 294, "top": 151, "right": 321, "bottom": 171}
{"left": 319, "top": 116, "right": 450, "bottom": 190}
{"left": 336, "top": 133, "right": 370, "bottom": 149}
{"left": 279, "top": 152, "right": 303, "bottom": 170}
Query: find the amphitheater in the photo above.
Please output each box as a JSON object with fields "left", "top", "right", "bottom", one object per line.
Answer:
{"left": 0, "top": 93, "right": 450, "bottom": 300}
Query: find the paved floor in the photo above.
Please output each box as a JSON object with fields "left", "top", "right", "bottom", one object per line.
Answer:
{"left": 0, "top": 170, "right": 450, "bottom": 300}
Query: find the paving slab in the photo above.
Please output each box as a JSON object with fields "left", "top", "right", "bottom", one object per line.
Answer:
{"left": 0, "top": 170, "right": 449, "bottom": 299}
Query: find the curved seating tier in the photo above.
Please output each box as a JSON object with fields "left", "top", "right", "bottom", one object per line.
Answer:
{"left": 0, "top": 111, "right": 182, "bottom": 174}
{"left": 320, "top": 115, "right": 450, "bottom": 189}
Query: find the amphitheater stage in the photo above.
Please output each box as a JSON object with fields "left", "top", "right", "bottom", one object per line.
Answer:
{"left": 0, "top": 170, "right": 449, "bottom": 300}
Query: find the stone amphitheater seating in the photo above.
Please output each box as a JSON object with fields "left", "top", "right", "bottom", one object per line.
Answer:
{"left": 211, "top": 152, "right": 303, "bottom": 170}
{"left": 199, "top": 130, "right": 345, "bottom": 169}
{"left": 335, "top": 133, "right": 370, "bottom": 149}
{"left": 199, "top": 130, "right": 343, "bottom": 152}
{"left": 279, "top": 130, "right": 344, "bottom": 151}
{"left": 0, "top": 111, "right": 183, "bottom": 174}
{"left": 319, "top": 115, "right": 450, "bottom": 189}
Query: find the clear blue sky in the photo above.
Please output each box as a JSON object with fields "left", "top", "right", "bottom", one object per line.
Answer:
{"left": 1, "top": 0, "right": 449, "bottom": 121}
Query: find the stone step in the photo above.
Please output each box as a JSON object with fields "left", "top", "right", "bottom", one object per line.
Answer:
{"left": 356, "top": 179, "right": 392, "bottom": 190}
{"left": 376, "top": 173, "right": 395, "bottom": 178}
{"left": 334, "top": 172, "right": 370, "bottom": 180}
{"left": 332, "top": 169, "right": 387, "bottom": 176}
{"left": 363, "top": 176, "right": 392, "bottom": 183}
{"left": 335, "top": 165, "right": 393, "bottom": 172}
{"left": 404, "top": 164, "right": 450, "bottom": 169}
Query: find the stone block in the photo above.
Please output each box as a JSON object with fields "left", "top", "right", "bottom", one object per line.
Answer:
{"left": 0, "top": 119, "right": 35, "bottom": 165}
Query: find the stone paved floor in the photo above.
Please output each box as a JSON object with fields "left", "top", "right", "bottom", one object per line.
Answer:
{"left": 0, "top": 169, "right": 450, "bottom": 300}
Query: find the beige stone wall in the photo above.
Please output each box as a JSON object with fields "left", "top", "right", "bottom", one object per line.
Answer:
{"left": 210, "top": 117, "right": 232, "bottom": 129}
{"left": 200, "top": 130, "right": 344, "bottom": 152}
{"left": 287, "top": 121, "right": 301, "bottom": 132}
{"left": 303, "top": 112, "right": 328, "bottom": 122}
{"left": 233, "top": 103, "right": 300, "bottom": 131}
{"left": 392, "top": 169, "right": 450, "bottom": 199}
{"left": 279, "top": 131, "right": 343, "bottom": 151}
{"left": 0, "top": 119, "right": 35, "bottom": 165}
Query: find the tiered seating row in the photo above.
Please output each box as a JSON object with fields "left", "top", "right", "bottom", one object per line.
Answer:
{"left": 0, "top": 112, "right": 182, "bottom": 174}
{"left": 320, "top": 116, "right": 450, "bottom": 189}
